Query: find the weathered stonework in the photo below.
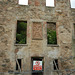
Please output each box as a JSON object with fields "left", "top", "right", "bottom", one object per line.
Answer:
{"left": 32, "top": 22, "right": 43, "bottom": 40}
{"left": 0, "top": 0, "right": 75, "bottom": 75}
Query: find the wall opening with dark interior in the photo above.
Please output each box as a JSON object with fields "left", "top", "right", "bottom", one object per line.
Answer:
{"left": 47, "top": 22, "right": 57, "bottom": 44}
{"left": 73, "top": 23, "right": 75, "bottom": 36}
{"left": 16, "top": 59, "right": 21, "bottom": 71}
{"left": 53, "top": 59, "right": 59, "bottom": 70}
{"left": 31, "top": 57, "right": 44, "bottom": 75}
{"left": 73, "top": 23, "right": 75, "bottom": 58}
{"left": 16, "top": 21, "right": 27, "bottom": 44}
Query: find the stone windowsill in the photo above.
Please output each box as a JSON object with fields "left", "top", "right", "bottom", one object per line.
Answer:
{"left": 47, "top": 44, "right": 59, "bottom": 47}
{"left": 18, "top": 4, "right": 29, "bottom": 8}
{"left": 46, "top": 6, "right": 55, "bottom": 8}
{"left": 14, "top": 44, "right": 28, "bottom": 46}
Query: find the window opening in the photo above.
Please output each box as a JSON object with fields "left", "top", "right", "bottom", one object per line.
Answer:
{"left": 19, "top": 0, "right": 28, "bottom": 5}
{"left": 53, "top": 59, "right": 59, "bottom": 70}
{"left": 47, "top": 22, "right": 57, "bottom": 44}
{"left": 16, "top": 21, "right": 27, "bottom": 44}
{"left": 46, "top": 0, "right": 55, "bottom": 7}
{"left": 70, "top": 0, "right": 75, "bottom": 8}
{"left": 74, "top": 23, "right": 75, "bottom": 36}
{"left": 16, "top": 59, "right": 21, "bottom": 71}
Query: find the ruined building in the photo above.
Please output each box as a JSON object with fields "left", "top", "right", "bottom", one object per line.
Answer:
{"left": 0, "top": 0, "right": 75, "bottom": 75}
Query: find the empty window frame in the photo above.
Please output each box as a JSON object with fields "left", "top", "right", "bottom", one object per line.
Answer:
{"left": 31, "top": 57, "right": 44, "bottom": 75}
{"left": 53, "top": 59, "right": 59, "bottom": 70}
{"left": 19, "top": 0, "right": 28, "bottom": 5}
{"left": 16, "top": 59, "right": 22, "bottom": 71}
{"left": 47, "top": 22, "right": 57, "bottom": 44}
{"left": 70, "top": 0, "right": 75, "bottom": 8}
{"left": 46, "top": 0, "right": 55, "bottom": 7}
{"left": 16, "top": 21, "right": 27, "bottom": 44}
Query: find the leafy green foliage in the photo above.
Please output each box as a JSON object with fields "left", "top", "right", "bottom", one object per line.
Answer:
{"left": 47, "top": 29, "right": 57, "bottom": 44}
{"left": 16, "top": 21, "right": 27, "bottom": 44}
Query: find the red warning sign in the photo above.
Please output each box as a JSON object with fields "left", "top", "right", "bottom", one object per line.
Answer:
{"left": 33, "top": 61, "right": 42, "bottom": 70}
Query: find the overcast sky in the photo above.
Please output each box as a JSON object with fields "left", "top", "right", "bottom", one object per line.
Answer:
{"left": 19, "top": 0, "right": 75, "bottom": 8}
{"left": 70, "top": 0, "right": 75, "bottom": 8}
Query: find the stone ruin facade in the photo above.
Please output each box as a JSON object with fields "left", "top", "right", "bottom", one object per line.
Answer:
{"left": 0, "top": 0, "right": 75, "bottom": 75}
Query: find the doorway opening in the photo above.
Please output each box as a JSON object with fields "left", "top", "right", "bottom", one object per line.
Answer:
{"left": 31, "top": 57, "right": 44, "bottom": 75}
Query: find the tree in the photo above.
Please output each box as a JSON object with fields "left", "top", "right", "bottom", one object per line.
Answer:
{"left": 16, "top": 21, "right": 27, "bottom": 44}
{"left": 47, "top": 29, "right": 57, "bottom": 44}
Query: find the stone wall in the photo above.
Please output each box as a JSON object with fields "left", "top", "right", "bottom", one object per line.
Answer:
{"left": 0, "top": 0, "right": 75, "bottom": 75}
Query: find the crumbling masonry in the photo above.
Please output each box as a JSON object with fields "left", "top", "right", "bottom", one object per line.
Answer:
{"left": 0, "top": 0, "right": 75, "bottom": 75}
